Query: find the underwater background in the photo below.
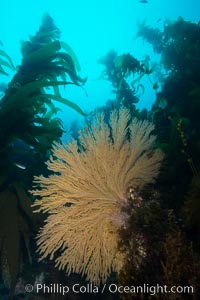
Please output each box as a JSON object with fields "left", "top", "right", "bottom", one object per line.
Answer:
{"left": 1, "top": 0, "right": 199, "bottom": 128}
{"left": 0, "top": 0, "right": 200, "bottom": 299}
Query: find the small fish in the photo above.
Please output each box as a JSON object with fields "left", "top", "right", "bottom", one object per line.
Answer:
{"left": 15, "top": 163, "right": 26, "bottom": 170}
{"left": 139, "top": 0, "right": 148, "bottom": 3}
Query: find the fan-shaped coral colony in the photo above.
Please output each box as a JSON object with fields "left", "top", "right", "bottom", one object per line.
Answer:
{"left": 0, "top": 13, "right": 200, "bottom": 298}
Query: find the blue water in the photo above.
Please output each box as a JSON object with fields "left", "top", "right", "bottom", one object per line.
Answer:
{"left": 1, "top": 0, "right": 199, "bottom": 131}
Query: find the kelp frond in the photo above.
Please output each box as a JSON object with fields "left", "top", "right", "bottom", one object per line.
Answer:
{"left": 0, "top": 48, "right": 16, "bottom": 75}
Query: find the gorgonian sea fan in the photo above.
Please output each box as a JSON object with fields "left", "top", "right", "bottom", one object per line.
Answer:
{"left": 31, "top": 107, "right": 163, "bottom": 285}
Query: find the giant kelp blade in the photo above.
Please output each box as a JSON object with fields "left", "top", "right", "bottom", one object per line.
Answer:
{"left": 0, "top": 58, "right": 16, "bottom": 72}
{"left": 3, "top": 80, "right": 74, "bottom": 107}
{"left": 0, "top": 80, "right": 71, "bottom": 115}
{"left": 21, "top": 40, "right": 61, "bottom": 66}
{"left": 60, "top": 41, "right": 81, "bottom": 71}
{"left": 0, "top": 65, "right": 8, "bottom": 75}
{"left": 0, "top": 49, "right": 16, "bottom": 71}
{"left": 40, "top": 93, "right": 87, "bottom": 116}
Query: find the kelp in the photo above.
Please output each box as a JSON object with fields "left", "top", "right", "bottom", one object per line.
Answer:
{"left": 98, "top": 50, "right": 147, "bottom": 118}
{"left": 1, "top": 79, "right": 86, "bottom": 115}
{"left": 21, "top": 40, "right": 61, "bottom": 66}
{"left": 0, "top": 13, "right": 87, "bottom": 159}
{"left": 60, "top": 41, "right": 81, "bottom": 71}
{"left": 136, "top": 19, "right": 163, "bottom": 53}
{"left": 97, "top": 49, "right": 161, "bottom": 121}
{"left": 0, "top": 14, "right": 87, "bottom": 294}
{"left": 0, "top": 179, "right": 38, "bottom": 293}
{"left": 183, "top": 176, "right": 200, "bottom": 235}
{"left": 116, "top": 18, "right": 200, "bottom": 299}
{"left": 0, "top": 48, "right": 16, "bottom": 75}
{"left": 19, "top": 41, "right": 85, "bottom": 86}
{"left": 0, "top": 79, "right": 86, "bottom": 155}
{"left": 137, "top": 18, "right": 200, "bottom": 209}
{"left": 43, "top": 93, "right": 86, "bottom": 115}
